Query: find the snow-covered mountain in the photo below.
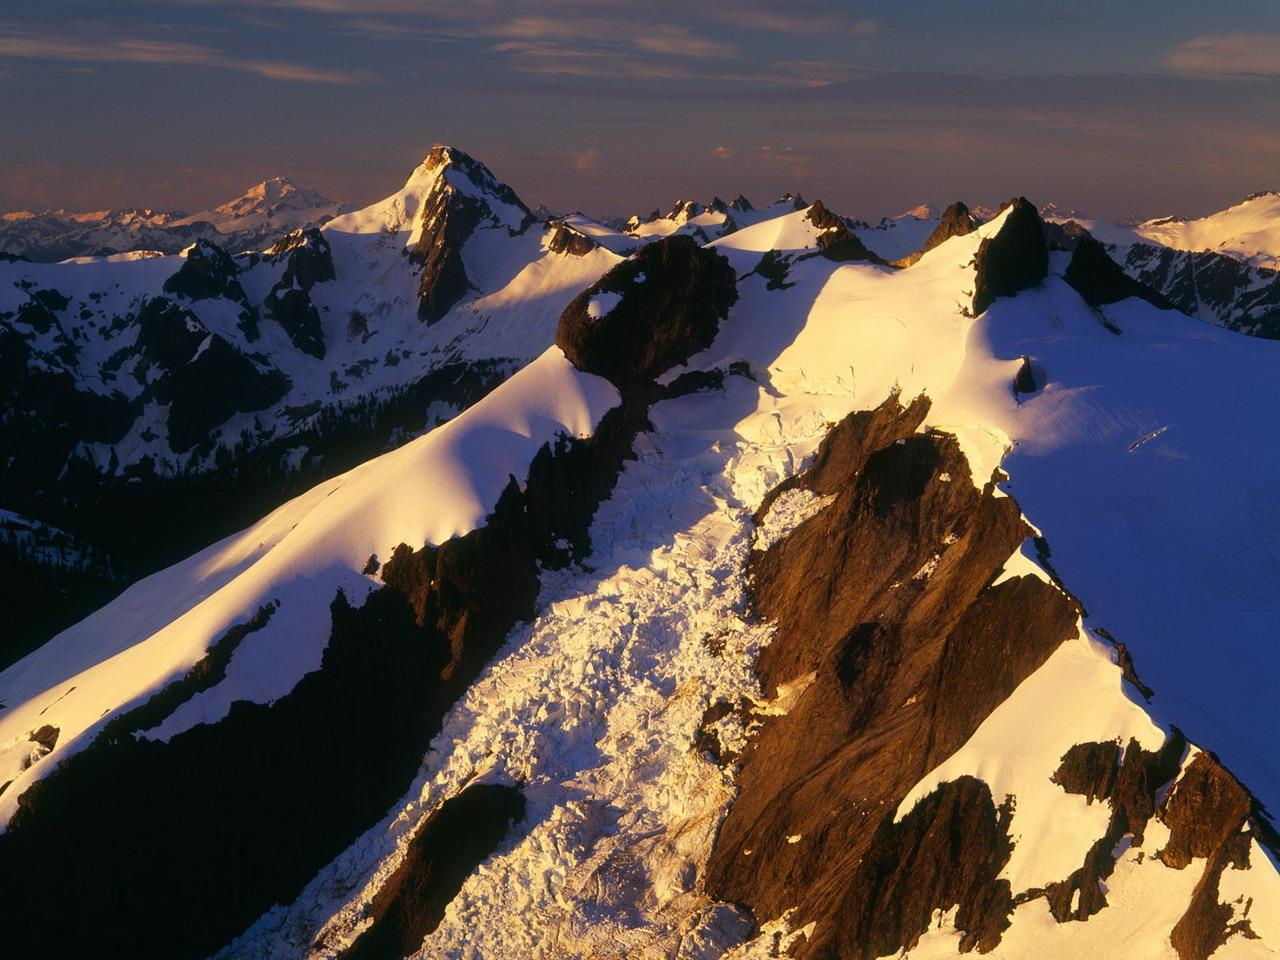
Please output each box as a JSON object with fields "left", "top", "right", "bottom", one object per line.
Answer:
{"left": 1026, "top": 192, "right": 1280, "bottom": 339}
{"left": 2, "top": 151, "right": 1279, "bottom": 960}
{"left": 0, "top": 178, "right": 347, "bottom": 262}
{"left": 0, "top": 146, "right": 619, "bottom": 660}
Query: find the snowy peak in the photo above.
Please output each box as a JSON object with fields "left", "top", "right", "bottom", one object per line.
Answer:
{"left": 897, "top": 201, "right": 940, "bottom": 220}
{"left": 1134, "top": 190, "right": 1280, "bottom": 269}
{"left": 173, "top": 177, "right": 345, "bottom": 250}
{"left": 0, "top": 179, "right": 346, "bottom": 261}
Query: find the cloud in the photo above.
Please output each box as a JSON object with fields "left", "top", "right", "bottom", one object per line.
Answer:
{"left": 632, "top": 25, "right": 738, "bottom": 58}
{"left": 574, "top": 148, "right": 601, "bottom": 171}
{"left": 1166, "top": 34, "right": 1280, "bottom": 75}
{"left": 703, "top": 5, "right": 877, "bottom": 35}
{"left": 0, "top": 30, "right": 366, "bottom": 83}
{"left": 712, "top": 145, "right": 734, "bottom": 159}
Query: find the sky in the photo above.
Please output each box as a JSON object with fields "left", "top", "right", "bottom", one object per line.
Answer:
{"left": 2, "top": 0, "right": 1280, "bottom": 222}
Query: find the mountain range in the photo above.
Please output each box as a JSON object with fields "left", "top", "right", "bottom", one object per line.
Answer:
{"left": 0, "top": 177, "right": 347, "bottom": 262}
{"left": 0, "top": 146, "right": 1278, "bottom": 960}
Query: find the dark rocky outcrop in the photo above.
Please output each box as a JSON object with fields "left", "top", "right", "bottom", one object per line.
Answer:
{"left": 706, "top": 393, "right": 1080, "bottom": 957}
{"left": 409, "top": 146, "right": 534, "bottom": 325}
{"left": 547, "top": 220, "right": 599, "bottom": 256}
{"left": 1051, "top": 740, "right": 1122, "bottom": 804}
{"left": 832, "top": 777, "right": 1016, "bottom": 959}
{"left": 340, "top": 784, "right": 526, "bottom": 960}
{"left": 1065, "top": 234, "right": 1173, "bottom": 310}
{"left": 261, "top": 230, "right": 335, "bottom": 357}
{"left": 264, "top": 287, "right": 325, "bottom": 359}
{"left": 0, "top": 400, "right": 635, "bottom": 958}
{"left": 556, "top": 235, "right": 738, "bottom": 391}
{"left": 1043, "top": 218, "right": 1090, "bottom": 251}
{"left": 267, "top": 227, "right": 336, "bottom": 291}
{"left": 0, "top": 228, "right": 742, "bottom": 957}
{"left": 134, "top": 297, "right": 290, "bottom": 452}
{"left": 1012, "top": 355, "right": 1040, "bottom": 396}
{"left": 1122, "top": 243, "right": 1280, "bottom": 339}
{"left": 1044, "top": 732, "right": 1186, "bottom": 921}
{"left": 924, "top": 201, "right": 980, "bottom": 253}
{"left": 898, "top": 201, "right": 981, "bottom": 266}
{"left": 805, "top": 200, "right": 888, "bottom": 265}
{"left": 163, "top": 239, "right": 251, "bottom": 307}
{"left": 750, "top": 250, "right": 795, "bottom": 290}
{"left": 972, "top": 198, "right": 1048, "bottom": 315}
{"left": 1050, "top": 744, "right": 1267, "bottom": 960}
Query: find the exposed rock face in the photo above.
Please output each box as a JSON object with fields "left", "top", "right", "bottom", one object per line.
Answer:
{"left": 706, "top": 393, "right": 1079, "bottom": 957}
{"left": 409, "top": 146, "right": 535, "bottom": 325}
{"left": 1160, "top": 752, "right": 1263, "bottom": 960}
{"left": 0, "top": 227, "right": 746, "bottom": 957}
{"left": 555, "top": 235, "right": 738, "bottom": 391}
{"left": 1065, "top": 234, "right": 1173, "bottom": 310}
{"left": 340, "top": 784, "right": 526, "bottom": 960}
{"left": 805, "top": 200, "right": 889, "bottom": 264}
{"left": 547, "top": 220, "right": 599, "bottom": 256}
{"left": 264, "top": 287, "right": 325, "bottom": 358}
{"left": 135, "top": 297, "right": 290, "bottom": 452}
{"left": 1123, "top": 243, "right": 1280, "bottom": 339}
{"left": 0, "top": 400, "right": 635, "bottom": 959}
{"left": 1043, "top": 218, "right": 1090, "bottom": 251}
{"left": 972, "top": 198, "right": 1049, "bottom": 315}
{"left": 927, "top": 201, "right": 980, "bottom": 251}
{"left": 163, "top": 238, "right": 260, "bottom": 338}
{"left": 163, "top": 239, "right": 250, "bottom": 305}
{"left": 751, "top": 250, "right": 795, "bottom": 290}
{"left": 267, "top": 226, "right": 335, "bottom": 290}
{"left": 261, "top": 230, "right": 333, "bottom": 358}
{"left": 835, "top": 777, "right": 1016, "bottom": 959}
{"left": 1045, "top": 733, "right": 1186, "bottom": 921}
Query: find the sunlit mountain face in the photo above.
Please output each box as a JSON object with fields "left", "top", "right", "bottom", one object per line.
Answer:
{"left": 4, "top": 3, "right": 1280, "bottom": 958}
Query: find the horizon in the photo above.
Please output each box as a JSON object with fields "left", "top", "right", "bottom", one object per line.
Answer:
{"left": 4, "top": 1, "right": 1280, "bottom": 223}
{"left": 3, "top": 141, "right": 1277, "bottom": 228}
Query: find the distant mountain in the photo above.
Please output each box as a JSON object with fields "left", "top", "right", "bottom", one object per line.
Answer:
{"left": 0, "top": 177, "right": 348, "bottom": 262}
{"left": 1047, "top": 193, "right": 1280, "bottom": 339}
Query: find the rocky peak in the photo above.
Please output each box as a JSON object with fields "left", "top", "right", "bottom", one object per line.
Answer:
{"left": 408, "top": 146, "right": 536, "bottom": 324}
{"left": 555, "top": 235, "right": 738, "bottom": 392}
{"left": 922, "top": 201, "right": 980, "bottom": 253}
{"left": 663, "top": 199, "right": 703, "bottom": 223}
{"left": 546, "top": 221, "right": 598, "bottom": 257}
{"left": 971, "top": 198, "right": 1048, "bottom": 315}
{"left": 806, "top": 200, "right": 888, "bottom": 265}
{"left": 422, "top": 146, "right": 533, "bottom": 224}
{"left": 730, "top": 194, "right": 754, "bottom": 212}
{"left": 1064, "top": 233, "right": 1173, "bottom": 311}
{"left": 776, "top": 192, "right": 808, "bottom": 210}
{"left": 164, "top": 239, "right": 244, "bottom": 302}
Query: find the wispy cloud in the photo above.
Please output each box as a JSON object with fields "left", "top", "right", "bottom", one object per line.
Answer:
{"left": 574, "top": 148, "right": 601, "bottom": 171}
{"left": 1166, "top": 33, "right": 1280, "bottom": 75}
{"left": 0, "top": 29, "right": 366, "bottom": 83}
{"left": 706, "top": 7, "right": 878, "bottom": 36}
{"left": 712, "top": 145, "right": 734, "bottom": 159}
{"left": 632, "top": 25, "right": 738, "bottom": 58}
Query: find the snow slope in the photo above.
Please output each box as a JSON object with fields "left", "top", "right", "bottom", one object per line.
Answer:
{"left": 1135, "top": 192, "right": 1280, "bottom": 270}
{"left": 228, "top": 209, "right": 1280, "bottom": 957}
{"left": 0, "top": 347, "right": 618, "bottom": 822}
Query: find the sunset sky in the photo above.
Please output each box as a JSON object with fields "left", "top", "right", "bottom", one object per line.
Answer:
{"left": 4, "top": 0, "right": 1280, "bottom": 221}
